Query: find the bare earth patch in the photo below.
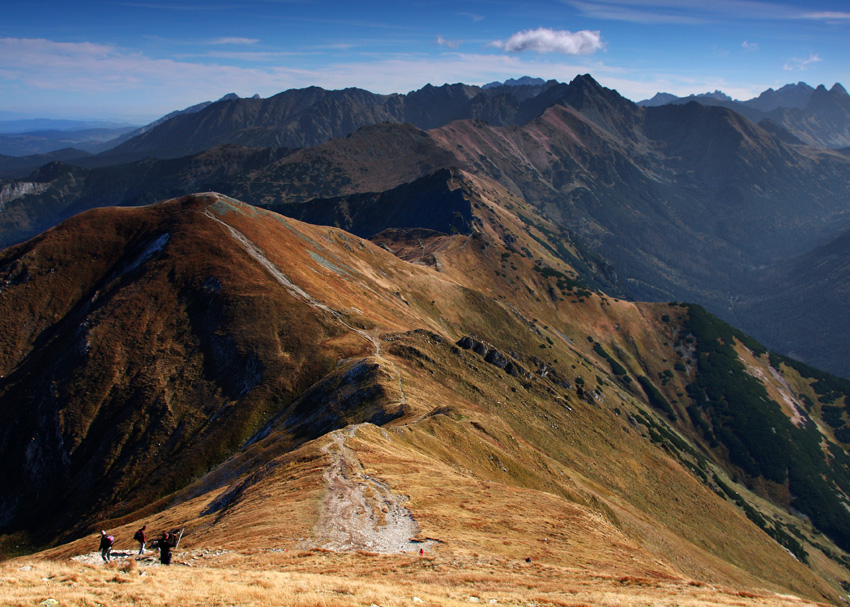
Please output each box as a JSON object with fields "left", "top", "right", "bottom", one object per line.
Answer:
{"left": 315, "top": 425, "right": 428, "bottom": 553}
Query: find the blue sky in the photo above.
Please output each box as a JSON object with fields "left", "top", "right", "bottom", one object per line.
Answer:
{"left": 1, "top": 0, "right": 849, "bottom": 123}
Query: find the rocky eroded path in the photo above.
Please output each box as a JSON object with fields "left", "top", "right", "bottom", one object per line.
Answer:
{"left": 314, "top": 425, "right": 425, "bottom": 553}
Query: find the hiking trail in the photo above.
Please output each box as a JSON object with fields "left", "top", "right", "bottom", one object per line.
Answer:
{"left": 315, "top": 425, "right": 425, "bottom": 553}
{"left": 208, "top": 208, "right": 421, "bottom": 552}
{"left": 206, "top": 208, "right": 407, "bottom": 407}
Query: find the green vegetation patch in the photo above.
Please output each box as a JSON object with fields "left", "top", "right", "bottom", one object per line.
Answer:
{"left": 592, "top": 342, "right": 628, "bottom": 377}
{"left": 712, "top": 474, "right": 808, "bottom": 562}
{"left": 683, "top": 304, "right": 850, "bottom": 552}
{"left": 636, "top": 375, "right": 677, "bottom": 421}
{"left": 533, "top": 264, "right": 583, "bottom": 292}
{"left": 769, "top": 351, "right": 850, "bottom": 410}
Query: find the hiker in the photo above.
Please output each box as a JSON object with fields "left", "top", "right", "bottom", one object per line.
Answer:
{"left": 133, "top": 524, "right": 147, "bottom": 555}
{"left": 99, "top": 530, "right": 114, "bottom": 563}
{"left": 152, "top": 531, "right": 177, "bottom": 565}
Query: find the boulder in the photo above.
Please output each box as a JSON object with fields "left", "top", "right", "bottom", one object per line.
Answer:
{"left": 484, "top": 348, "right": 508, "bottom": 369}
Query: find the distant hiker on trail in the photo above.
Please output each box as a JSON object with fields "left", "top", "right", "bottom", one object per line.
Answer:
{"left": 152, "top": 531, "right": 177, "bottom": 565}
{"left": 133, "top": 524, "right": 147, "bottom": 555}
{"left": 99, "top": 530, "right": 114, "bottom": 563}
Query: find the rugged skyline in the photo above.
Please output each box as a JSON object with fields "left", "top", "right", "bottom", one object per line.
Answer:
{"left": 3, "top": 73, "right": 849, "bottom": 380}
{"left": 2, "top": 0, "right": 849, "bottom": 121}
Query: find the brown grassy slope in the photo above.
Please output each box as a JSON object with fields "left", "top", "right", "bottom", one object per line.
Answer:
{"left": 191, "top": 193, "right": 850, "bottom": 602}
{"left": 0, "top": 193, "right": 406, "bottom": 538}
{"left": 4, "top": 192, "right": 848, "bottom": 604}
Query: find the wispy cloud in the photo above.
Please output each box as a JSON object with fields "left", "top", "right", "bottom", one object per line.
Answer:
{"left": 742, "top": 40, "right": 758, "bottom": 51}
{"left": 458, "top": 12, "right": 485, "bottom": 22}
{"left": 0, "top": 37, "right": 298, "bottom": 94}
{"left": 492, "top": 28, "right": 604, "bottom": 54}
{"left": 783, "top": 53, "right": 822, "bottom": 71}
{"left": 436, "top": 35, "right": 462, "bottom": 49}
{"left": 800, "top": 10, "right": 850, "bottom": 21}
{"left": 112, "top": 1, "right": 246, "bottom": 10}
{"left": 208, "top": 37, "right": 260, "bottom": 45}
{"left": 185, "top": 50, "right": 304, "bottom": 61}
{"left": 565, "top": 0, "right": 707, "bottom": 24}
{"left": 564, "top": 0, "right": 804, "bottom": 24}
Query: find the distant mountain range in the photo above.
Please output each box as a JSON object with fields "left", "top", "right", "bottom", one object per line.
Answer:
{"left": 2, "top": 77, "right": 847, "bottom": 174}
{"left": 2, "top": 74, "right": 850, "bottom": 384}
{"left": 0, "top": 118, "right": 137, "bottom": 134}
{"left": 639, "top": 81, "right": 850, "bottom": 148}
{"left": 0, "top": 93, "right": 258, "bottom": 163}
{"left": 90, "top": 80, "right": 567, "bottom": 164}
{"left": 0, "top": 127, "right": 137, "bottom": 158}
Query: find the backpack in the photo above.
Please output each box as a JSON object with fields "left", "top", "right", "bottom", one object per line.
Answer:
{"left": 133, "top": 530, "right": 142, "bottom": 541}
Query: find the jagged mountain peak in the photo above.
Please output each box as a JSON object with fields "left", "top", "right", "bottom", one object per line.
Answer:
{"left": 831, "top": 82, "right": 849, "bottom": 96}
{"left": 564, "top": 73, "right": 633, "bottom": 109}
{"left": 696, "top": 89, "right": 733, "bottom": 101}
{"left": 641, "top": 92, "right": 679, "bottom": 106}
{"left": 482, "top": 76, "right": 547, "bottom": 89}
{"left": 808, "top": 82, "right": 850, "bottom": 112}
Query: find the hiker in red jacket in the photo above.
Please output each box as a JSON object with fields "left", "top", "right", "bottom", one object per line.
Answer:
{"left": 99, "top": 530, "right": 114, "bottom": 563}
{"left": 133, "top": 524, "right": 147, "bottom": 555}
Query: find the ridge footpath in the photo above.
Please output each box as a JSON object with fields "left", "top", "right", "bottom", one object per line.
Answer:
{"left": 3, "top": 193, "right": 850, "bottom": 605}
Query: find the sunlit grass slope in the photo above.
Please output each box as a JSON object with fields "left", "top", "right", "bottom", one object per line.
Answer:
{"left": 2, "top": 190, "right": 850, "bottom": 605}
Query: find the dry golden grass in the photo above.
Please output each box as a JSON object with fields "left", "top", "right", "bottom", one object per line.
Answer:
{"left": 5, "top": 193, "right": 850, "bottom": 607}
{"left": 3, "top": 550, "right": 831, "bottom": 607}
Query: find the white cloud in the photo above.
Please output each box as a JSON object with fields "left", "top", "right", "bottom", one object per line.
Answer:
{"left": 493, "top": 28, "right": 604, "bottom": 55}
{"left": 436, "top": 35, "right": 462, "bottom": 49}
{"left": 783, "top": 53, "right": 822, "bottom": 71}
{"left": 742, "top": 40, "right": 758, "bottom": 51}
{"left": 188, "top": 51, "right": 303, "bottom": 61}
{"left": 0, "top": 37, "right": 312, "bottom": 117}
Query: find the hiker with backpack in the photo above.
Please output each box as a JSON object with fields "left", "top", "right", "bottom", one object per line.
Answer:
{"left": 99, "top": 530, "right": 114, "bottom": 563}
{"left": 133, "top": 524, "right": 147, "bottom": 555}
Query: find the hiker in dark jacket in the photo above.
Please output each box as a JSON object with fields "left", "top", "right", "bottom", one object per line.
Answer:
{"left": 152, "top": 532, "right": 176, "bottom": 565}
{"left": 99, "top": 530, "right": 114, "bottom": 563}
{"left": 133, "top": 524, "right": 147, "bottom": 555}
